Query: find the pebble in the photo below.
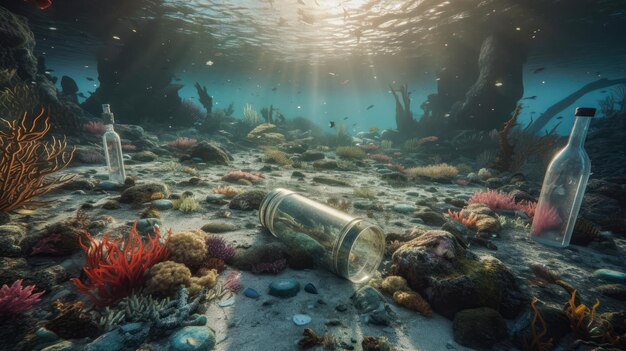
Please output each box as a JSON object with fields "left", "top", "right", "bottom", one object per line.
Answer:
{"left": 135, "top": 218, "right": 161, "bottom": 233}
{"left": 335, "top": 304, "right": 348, "bottom": 312}
{"left": 292, "top": 314, "right": 312, "bottom": 326}
{"left": 169, "top": 326, "right": 216, "bottom": 351}
{"left": 243, "top": 288, "right": 260, "bottom": 299}
{"left": 151, "top": 199, "right": 173, "bottom": 210}
{"left": 304, "top": 283, "right": 318, "bottom": 294}
{"left": 206, "top": 194, "right": 227, "bottom": 203}
{"left": 268, "top": 278, "right": 300, "bottom": 298}
{"left": 392, "top": 204, "right": 417, "bottom": 213}
{"left": 35, "top": 327, "right": 59, "bottom": 343}
{"left": 99, "top": 180, "right": 122, "bottom": 190}
{"left": 72, "top": 190, "right": 87, "bottom": 195}
{"left": 218, "top": 296, "right": 236, "bottom": 307}
{"left": 40, "top": 341, "right": 75, "bottom": 351}
{"left": 593, "top": 269, "right": 626, "bottom": 284}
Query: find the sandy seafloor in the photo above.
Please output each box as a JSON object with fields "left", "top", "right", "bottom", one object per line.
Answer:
{"left": 24, "top": 147, "right": 626, "bottom": 351}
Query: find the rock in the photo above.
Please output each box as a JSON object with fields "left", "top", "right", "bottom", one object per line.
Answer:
{"left": 31, "top": 265, "right": 67, "bottom": 291}
{"left": 413, "top": 207, "right": 446, "bottom": 226}
{"left": 597, "top": 284, "right": 626, "bottom": 301}
{"left": 40, "top": 340, "right": 76, "bottom": 351}
{"left": 0, "top": 212, "right": 9, "bottom": 225}
{"left": 132, "top": 151, "right": 158, "bottom": 162}
{"left": 60, "top": 178, "right": 95, "bottom": 191}
{"left": 304, "top": 283, "right": 318, "bottom": 294}
{"left": 312, "top": 160, "right": 338, "bottom": 170}
{"left": 201, "top": 221, "right": 238, "bottom": 233}
{"left": 35, "top": 327, "right": 60, "bottom": 344}
{"left": 99, "top": 180, "right": 123, "bottom": 190}
{"left": 102, "top": 200, "right": 121, "bottom": 210}
{"left": 475, "top": 214, "right": 501, "bottom": 233}
{"left": 0, "top": 224, "right": 26, "bottom": 257}
{"left": 292, "top": 314, "right": 312, "bottom": 326}
{"left": 152, "top": 199, "right": 173, "bottom": 210}
{"left": 169, "top": 326, "right": 216, "bottom": 351}
{"left": 391, "top": 230, "right": 524, "bottom": 319}
{"left": 593, "top": 269, "right": 626, "bottom": 284}
{"left": 268, "top": 278, "right": 300, "bottom": 298}
{"left": 228, "top": 190, "right": 267, "bottom": 210}
{"left": 353, "top": 286, "right": 385, "bottom": 314}
{"left": 381, "top": 172, "right": 408, "bottom": 182}
{"left": 120, "top": 182, "right": 170, "bottom": 203}
{"left": 392, "top": 204, "right": 416, "bottom": 214}
{"left": 300, "top": 151, "right": 325, "bottom": 161}
{"left": 181, "top": 141, "right": 233, "bottom": 165}
{"left": 243, "top": 288, "right": 260, "bottom": 299}
{"left": 291, "top": 171, "right": 306, "bottom": 178}
{"left": 335, "top": 304, "right": 348, "bottom": 312}
{"left": 312, "top": 176, "right": 351, "bottom": 187}
{"left": 453, "top": 308, "right": 507, "bottom": 349}
{"left": 205, "top": 194, "right": 227, "bottom": 204}
{"left": 580, "top": 192, "right": 624, "bottom": 233}
{"left": 514, "top": 305, "right": 570, "bottom": 347}
{"left": 0, "top": 6, "right": 38, "bottom": 82}
{"left": 84, "top": 323, "right": 148, "bottom": 351}
{"left": 135, "top": 218, "right": 162, "bottom": 233}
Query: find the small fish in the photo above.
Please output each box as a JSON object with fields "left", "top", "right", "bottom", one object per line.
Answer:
{"left": 366, "top": 105, "right": 374, "bottom": 110}
{"left": 522, "top": 95, "right": 537, "bottom": 100}
{"left": 533, "top": 67, "right": 545, "bottom": 74}
{"left": 271, "top": 87, "right": 277, "bottom": 91}
{"left": 556, "top": 116, "right": 563, "bottom": 120}
{"left": 343, "top": 117, "right": 349, "bottom": 120}
{"left": 329, "top": 121, "right": 335, "bottom": 128}
{"left": 77, "top": 92, "right": 87, "bottom": 98}
{"left": 26, "top": 0, "right": 52, "bottom": 10}
{"left": 86, "top": 77, "right": 94, "bottom": 81}
{"left": 112, "top": 35, "right": 121, "bottom": 40}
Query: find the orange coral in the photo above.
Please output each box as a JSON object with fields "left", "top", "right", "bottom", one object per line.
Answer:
{"left": 523, "top": 297, "right": 553, "bottom": 351}
{"left": 447, "top": 209, "right": 478, "bottom": 228}
{"left": 565, "top": 290, "right": 600, "bottom": 340}
{"left": 211, "top": 186, "right": 241, "bottom": 198}
{"left": 0, "top": 108, "right": 75, "bottom": 212}
{"left": 393, "top": 290, "right": 432, "bottom": 317}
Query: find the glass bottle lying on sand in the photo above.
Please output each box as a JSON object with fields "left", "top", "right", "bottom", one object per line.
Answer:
{"left": 259, "top": 188, "right": 385, "bottom": 283}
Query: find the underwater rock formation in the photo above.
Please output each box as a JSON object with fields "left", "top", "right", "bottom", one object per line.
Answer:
{"left": 391, "top": 230, "right": 524, "bottom": 319}
{"left": 0, "top": 6, "right": 37, "bottom": 82}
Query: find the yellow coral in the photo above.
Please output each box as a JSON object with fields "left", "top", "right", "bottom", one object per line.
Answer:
{"left": 393, "top": 290, "right": 432, "bottom": 317}
{"left": 264, "top": 148, "right": 292, "bottom": 166}
{"left": 211, "top": 186, "right": 241, "bottom": 198}
{"left": 405, "top": 163, "right": 458, "bottom": 180}
{"left": 189, "top": 268, "right": 218, "bottom": 295}
{"left": 381, "top": 276, "right": 409, "bottom": 295}
{"left": 172, "top": 196, "right": 200, "bottom": 213}
{"left": 168, "top": 230, "right": 208, "bottom": 269}
{"left": 336, "top": 146, "right": 366, "bottom": 159}
{"left": 144, "top": 260, "right": 192, "bottom": 297}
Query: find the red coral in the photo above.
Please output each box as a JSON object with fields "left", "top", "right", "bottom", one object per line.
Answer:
{"left": 0, "top": 279, "right": 44, "bottom": 315}
{"left": 83, "top": 121, "right": 106, "bottom": 134}
{"left": 121, "top": 144, "right": 137, "bottom": 152}
{"left": 70, "top": 223, "right": 170, "bottom": 307}
{"left": 468, "top": 189, "right": 517, "bottom": 210}
{"left": 517, "top": 200, "right": 537, "bottom": 218}
{"left": 531, "top": 202, "right": 562, "bottom": 235}
{"left": 221, "top": 170, "right": 264, "bottom": 183}
{"left": 167, "top": 137, "right": 197, "bottom": 150}
{"left": 447, "top": 209, "right": 478, "bottom": 228}
{"left": 359, "top": 143, "right": 380, "bottom": 151}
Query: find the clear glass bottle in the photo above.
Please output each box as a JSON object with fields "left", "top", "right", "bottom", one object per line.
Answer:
{"left": 531, "top": 107, "right": 596, "bottom": 247}
{"left": 259, "top": 188, "right": 385, "bottom": 283}
{"left": 102, "top": 104, "right": 126, "bottom": 184}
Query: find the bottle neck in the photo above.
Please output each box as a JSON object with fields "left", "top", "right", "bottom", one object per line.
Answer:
{"left": 566, "top": 117, "right": 591, "bottom": 148}
{"left": 105, "top": 124, "right": 115, "bottom": 132}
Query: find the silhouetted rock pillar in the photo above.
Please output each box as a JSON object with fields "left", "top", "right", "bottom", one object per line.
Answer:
{"left": 60, "top": 75, "right": 79, "bottom": 103}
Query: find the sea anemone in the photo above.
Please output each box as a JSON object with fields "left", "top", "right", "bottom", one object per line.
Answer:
{"left": 167, "top": 137, "right": 197, "bottom": 150}
{"left": 0, "top": 280, "right": 44, "bottom": 315}
{"left": 206, "top": 235, "right": 235, "bottom": 261}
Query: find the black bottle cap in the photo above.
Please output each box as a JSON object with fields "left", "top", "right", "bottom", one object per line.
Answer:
{"left": 575, "top": 107, "right": 596, "bottom": 117}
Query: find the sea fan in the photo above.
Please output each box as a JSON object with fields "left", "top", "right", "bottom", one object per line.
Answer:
{"left": 206, "top": 235, "right": 235, "bottom": 261}
{"left": 0, "top": 280, "right": 44, "bottom": 315}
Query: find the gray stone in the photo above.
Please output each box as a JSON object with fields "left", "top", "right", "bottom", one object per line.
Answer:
{"left": 169, "top": 326, "right": 216, "bottom": 351}
{"left": 99, "top": 180, "right": 123, "bottom": 190}
{"left": 312, "top": 176, "right": 351, "bottom": 187}
{"left": 453, "top": 308, "right": 507, "bottom": 349}
{"left": 152, "top": 199, "right": 173, "bottom": 210}
{"left": 268, "top": 278, "right": 300, "bottom": 298}
{"left": 392, "top": 204, "right": 416, "bottom": 214}
{"left": 120, "top": 182, "right": 170, "bottom": 203}
{"left": 228, "top": 190, "right": 267, "bottom": 211}
{"left": 205, "top": 194, "right": 227, "bottom": 203}
{"left": 300, "top": 151, "right": 325, "bottom": 162}
{"left": 132, "top": 150, "right": 158, "bottom": 162}
{"left": 201, "top": 221, "right": 238, "bottom": 233}
{"left": 84, "top": 323, "right": 148, "bottom": 351}
{"left": 312, "top": 160, "right": 338, "bottom": 170}
{"left": 135, "top": 218, "right": 162, "bottom": 233}
{"left": 0, "top": 224, "right": 26, "bottom": 257}
{"left": 181, "top": 141, "right": 233, "bottom": 165}
{"left": 40, "top": 341, "right": 76, "bottom": 351}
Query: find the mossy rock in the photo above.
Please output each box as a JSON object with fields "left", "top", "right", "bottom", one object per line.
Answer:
{"left": 392, "top": 230, "right": 524, "bottom": 319}
{"left": 120, "top": 182, "right": 170, "bottom": 204}
{"left": 453, "top": 307, "right": 507, "bottom": 349}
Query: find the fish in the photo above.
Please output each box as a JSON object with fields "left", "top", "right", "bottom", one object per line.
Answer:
{"left": 343, "top": 117, "right": 349, "bottom": 120}
{"left": 366, "top": 105, "right": 374, "bottom": 110}
{"left": 271, "top": 87, "right": 277, "bottom": 91}
{"left": 86, "top": 77, "right": 94, "bottom": 81}
{"left": 533, "top": 67, "right": 545, "bottom": 74}
{"left": 26, "top": 0, "right": 52, "bottom": 10}
{"left": 77, "top": 92, "right": 87, "bottom": 98}
{"left": 556, "top": 116, "right": 563, "bottom": 120}
{"left": 522, "top": 96, "right": 537, "bottom": 100}
{"left": 329, "top": 121, "right": 335, "bottom": 128}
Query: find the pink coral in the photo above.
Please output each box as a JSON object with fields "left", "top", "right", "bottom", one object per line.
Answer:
{"left": 359, "top": 143, "right": 380, "bottom": 151}
{"left": 167, "top": 137, "right": 197, "bottom": 150}
{"left": 121, "top": 144, "right": 137, "bottom": 152}
{"left": 83, "top": 121, "right": 106, "bottom": 134}
{"left": 206, "top": 235, "right": 235, "bottom": 261}
{"left": 223, "top": 271, "right": 241, "bottom": 292}
{"left": 531, "top": 202, "right": 562, "bottom": 235}
{"left": 517, "top": 200, "right": 537, "bottom": 218}
{"left": 251, "top": 258, "right": 288, "bottom": 274}
{"left": 0, "top": 280, "right": 44, "bottom": 315}
{"left": 468, "top": 190, "right": 517, "bottom": 210}
{"left": 221, "top": 170, "right": 264, "bottom": 183}
{"left": 369, "top": 153, "right": 392, "bottom": 162}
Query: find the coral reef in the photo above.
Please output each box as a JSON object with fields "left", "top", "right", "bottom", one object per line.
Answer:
{"left": 0, "top": 109, "right": 75, "bottom": 212}
{"left": 211, "top": 185, "right": 242, "bottom": 198}
{"left": 71, "top": 223, "right": 171, "bottom": 306}
{"left": 206, "top": 235, "right": 235, "bottom": 261}
{"left": 393, "top": 290, "right": 433, "bottom": 317}
{"left": 264, "top": 148, "right": 292, "bottom": 166}
{"left": 0, "top": 279, "right": 43, "bottom": 315}
{"left": 405, "top": 163, "right": 458, "bottom": 180}
{"left": 168, "top": 230, "right": 208, "bottom": 269}
{"left": 151, "top": 285, "right": 208, "bottom": 334}
{"left": 144, "top": 261, "right": 217, "bottom": 298}
{"left": 83, "top": 121, "right": 106, "bottom": 134}
{"left": 531, "top": 202, "right": 562, "bottom": 235}
{"left": 172, "top": 195, "right": 201, "bottom": 213}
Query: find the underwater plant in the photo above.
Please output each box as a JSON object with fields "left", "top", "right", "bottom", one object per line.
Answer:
{"left": 468, "top": 189, "right": 517, "bottom": 210}
{"left": 353, "top": 187, "right": 376, "bottom": 199}
{"left": 522, "top": 297, "right": 553, "bottom": 351}
{"left": 206, "top": 235, "right": 236, "bottom": 261}
{"left": 264, "top": 148, "right": 292, "bottom": 166}
{"left": 447, "top": 209, "right": 478, "bottom": 228}
{"left": 172, "top": 196, "right": 200, "bottom": 213}
{"left": 405, "top": 163, "right": 458, "bottom": 179}
{"left": 83, "top": 121, "right": 106, "bottom": 134}
{"left": 369, "top": 153, "right": 392, "bottom": 162}
{"left": 565, "top": 290, "right": 600, "bottom": 340}
{"left": 222, "top": 271, "right": 241, "bottom": 293}
{"left": 211, "top": 185, "right": 242, "bottom": 198}
{"left": 0, "top": 108, "right": 75, "bottom": 212}
{"left": 531, "top": 202, "right": 562, "bottom": 235}
{"left": 221, "top": 170, "right": 264, "bottom": 183}
{"left": 71, "top": 223, "right": 171, "bottom": 306}
{"left": 243, "top": 103, "right": 262, "bottom": 127}
{"left": 380, "top": 140, "right": 393, "bottom": 150}
{"left": 167, "top": 137, "right": 197, "bottom": 150}
{"left": 0, "top": 279, "right": 44, "bottom": 315}
{"left": 336, "top": 145, "right": 366, "bottom": 159}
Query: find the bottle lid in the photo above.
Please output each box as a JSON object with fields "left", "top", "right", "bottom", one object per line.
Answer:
{"left": 102, "top": 104, "right": 111, "bottom": 114}
{"left": 575, "top": 107, "right": 596, "bottom": 117}
{"left": 102, "top": 104, "right": 114, "bottom": 124}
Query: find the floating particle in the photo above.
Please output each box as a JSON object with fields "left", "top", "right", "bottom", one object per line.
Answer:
{"left": 206, "top": 60, "right": 214, "bottom": 66}
{"left": 495, "top": 82, "right": 503, "bottom": 86}
{"left": 112, "top": 35, "right": 120, "bottom": 40}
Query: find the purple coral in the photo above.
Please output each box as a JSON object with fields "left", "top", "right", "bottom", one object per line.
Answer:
{"left": 251, "top": 258, "right": 288, "bottom": 274}
{"left": 221, "top": 170, "right": 264, "bottom": 183}
{"left": 30, "top": 233, "right": 63, "bottom": 256}
{"left": 206, "top": 235, "right": 235, "bottom": 261}
{"left": 0, "top": 280, "right": 44, "bottom": 315}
